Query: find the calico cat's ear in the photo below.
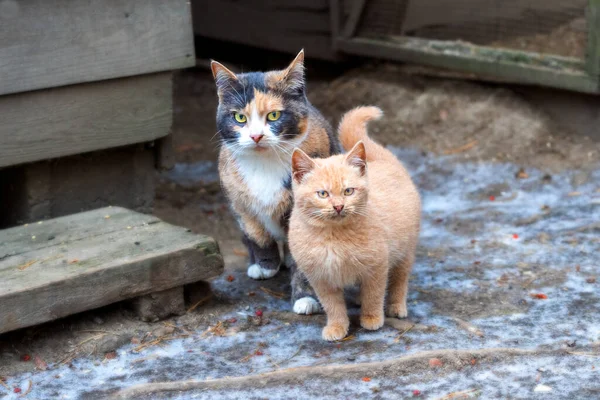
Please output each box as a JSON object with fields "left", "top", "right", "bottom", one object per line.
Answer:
{"left": 281, "top": 49, "right": 305, "bottom": 95}
{"left": 292, "top": 148, "right": 316, "bottom": 183}
{"left": 345, "top": 141, "right": 367, "bottom": 176}
{"left": 210, "top": 60, "right": 238, "bottom": 94}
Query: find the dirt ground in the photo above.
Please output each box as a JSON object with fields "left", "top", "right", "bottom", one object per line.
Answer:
{"left": 1, "top": 64, "right": 599, "bottom": 399}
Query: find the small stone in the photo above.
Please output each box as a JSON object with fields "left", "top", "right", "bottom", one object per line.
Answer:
{"left": 515, "top": 168, "right": 529, "bottom": 179}
{"left": 134, "top": 241, "right": 140, "bottom": 245}
{"left": 47, "top": 235, "right": 55, "bottom": 241}
{"left": 542, "top": 174, "right": 552, "bottom": 182}
{"left": 587, "top": 277, "right": 597, "bottom": 284}
{"left": 152, "top": 326, "right": 175, "bottom": 337}
{"left": 94, "top": 334, "right": 130, "bottom": 354}
{"left": 534, "top": 384, "right": 552, "bottom": 392}
{"left": 347, "top": 356, "right": 356, "bottom": 362}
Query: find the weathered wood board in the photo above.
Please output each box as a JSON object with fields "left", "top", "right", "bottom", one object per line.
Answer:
{"left": 192, "top": 0, "right": 338, "bottom": 61}
{"left": 400, "top": 0, "right": 586, "bottom": 34}
{"left": 0, "top": 73, "right": 172, "bottom": 168}
{"left": 337, "top": 37, "right": 599, "bottom": 94}
{"left": 0, "top": 0, "right": 194, "bottom": 96}
{"left": 0, "top": 207, "right": 224, "bottom": 335}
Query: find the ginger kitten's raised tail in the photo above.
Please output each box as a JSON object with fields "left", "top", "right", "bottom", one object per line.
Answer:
{"left": 338, "top": 106, "right": 397, "bottom": 164}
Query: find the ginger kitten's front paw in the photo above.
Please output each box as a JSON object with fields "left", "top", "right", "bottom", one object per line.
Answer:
{"left": 386, "top": 302, "right": 408, "bottom": 318}
{"left": 247, "top": 264, "right": 279, "bottom": 280}
{"left": 360, "top": 314, "right": 384, "bottom": 331}
{"left": 322, "top": 323, "right": 349, "bottom": 341}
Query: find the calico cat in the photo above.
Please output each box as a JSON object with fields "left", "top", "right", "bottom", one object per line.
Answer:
{"left": 288, "top": 106, "right": 421, "bottom": 340}
{"left": 211, "top": 50, "right": 340, "bottom": 314}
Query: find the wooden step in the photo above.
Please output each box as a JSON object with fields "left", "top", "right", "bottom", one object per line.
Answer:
{"left": 0, "top": 207, "right": 223, "bottom": 334}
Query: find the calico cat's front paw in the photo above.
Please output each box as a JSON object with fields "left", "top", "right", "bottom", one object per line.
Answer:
{"left": 247, "top": 264, "right": 279, "bottom": 280}
{"left": 322, "top": 323, "right": 349, "bottom": 341}
{"left": 386, "top": 302, "right": 408, "bottom": 318}
{"left": 292, "top": 297, "right": 322, "bottom": 314}
{"left": 360, "top": 314, "right": 384, "bottom": 330}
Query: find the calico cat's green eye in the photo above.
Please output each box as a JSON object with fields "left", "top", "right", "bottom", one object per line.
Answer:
{"left": 233, "top": 112, "right": 247, "bottom": 123}
{"left": 267, "top": 111, "right": 281, "bottom": 121}
{"left": 317, "top": 190, "right": 329, "bottom": 199}
{"left": 344, "top": 188, "right": 355, "bottom": 196}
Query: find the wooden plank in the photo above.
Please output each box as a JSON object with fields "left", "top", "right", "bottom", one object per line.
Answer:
{"left": 0, "top": 206, "right": 159, "bottom": 259}
{"left": 0, "top": 0, "right": 194, "bottom": 96}
{"left": 232, "top": 0, "right": 329, "bottom": 11}
{"left": 0, "top": 73, "right": 173, "bottom": 168}
{"left": 192, "top": 0, "right": 337, "bottom": 61}
{"left": 155, "top": 134, "right": 176, "bottom": 171}
{"left": 337, "top": 37, "right": 600, "bottom": 94}
{"left": 587, "top": 0, "right": 600, "bottom": 81}
{"left": 401, "top": 0, "right": 587, "bottom": 34}
{"left": 330, "top": 0, "right": 342, "bottom": 50}
{"left": 0, "top": 207, "right": 224, "bottom": 334}
{"left": 341, "top": 0, "right": 367, "bottom": 38}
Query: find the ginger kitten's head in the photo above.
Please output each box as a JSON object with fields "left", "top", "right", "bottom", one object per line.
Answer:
{"left": 291, "top": 142, "right": 368, "bottom": 227}
{"left": 211, "top": 50, "right": 309, "bottom": 154}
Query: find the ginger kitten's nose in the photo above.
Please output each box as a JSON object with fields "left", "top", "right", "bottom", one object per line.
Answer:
{"left": 333, "top": 205, "right": 344, "bottom": 214}
{"left": 250, "top": 134, "right": 264, "bottom": 143}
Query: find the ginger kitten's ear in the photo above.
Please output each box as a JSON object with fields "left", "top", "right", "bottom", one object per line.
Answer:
{"left": 345, "top": 141, "right": 367, "bottom": 176}
{"left": 281, "top": 49, "right": 305, "bottom": 95}
{"left": 292, "top": 148, "right": 315, "bottom": 183}
{"left": 210, "top": 60, "right": 238, "bottom": 94}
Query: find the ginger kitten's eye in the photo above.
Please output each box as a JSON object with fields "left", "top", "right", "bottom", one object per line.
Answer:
{"left": 267, "top": 111, "right": 281, "bottom": 121}
{"left": 344, "top": 188, "right": 355, "bottom": 196}
{"left": 317, "top": 190, "right": 329, "bottom": 198}
{"left": 233, "top": 112, "right": 247, "bottom": 123}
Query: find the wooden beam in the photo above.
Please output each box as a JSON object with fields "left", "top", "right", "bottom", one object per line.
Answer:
{"left": 0, "top": 0, "right": 195, "bottom": 96}
{"left": 192, "top": 0, "right": 338, "bottom": 61}
{"left": 329, "top": 0, "right": 342, "bottom": 49}
{"left": 587, "top": 0, "right": 600, "bottom": 83}
{"left": 337, "top": 37, "right": 600, "bottom": 94}
{"left": 0, "top": 73, "right": 173, "bottom": 168}
{"left": 341, "top": 0, "right": 367, "bottom": 39}
{"left": 0, "top": 207, "right": 224, "bottom": 335}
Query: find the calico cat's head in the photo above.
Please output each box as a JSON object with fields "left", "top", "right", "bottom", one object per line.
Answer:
{"left": 211, "top": 50, "right": 309, "bottom": 154}
{"left": 291, "top": 142, "right": 368, "bottom": 226}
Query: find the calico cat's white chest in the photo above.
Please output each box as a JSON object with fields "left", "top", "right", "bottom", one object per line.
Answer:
{"left": 236, "top": 152, "right": 290, "bottom": 238}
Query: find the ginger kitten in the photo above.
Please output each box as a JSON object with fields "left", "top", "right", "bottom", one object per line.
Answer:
{"left": 288, "top": 106, "right": 421, "bottom": 341}
{"left": 212, "top": 50, "right": 340, "bottom": 314}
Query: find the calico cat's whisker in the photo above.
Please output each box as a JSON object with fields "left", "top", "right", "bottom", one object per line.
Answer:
{"left": 209, "top": 129, "right": 224, "bottom": 143}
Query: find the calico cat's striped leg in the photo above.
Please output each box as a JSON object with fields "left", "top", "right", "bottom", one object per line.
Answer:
{"left": 241, "top": 233, "right": 256, "bottom": 265}
{"left": 246, "top": 239, "right": 281, "bottom": 280}
{"left": 282, "top": 242, "right": 294, "bottom": 269}
{"left": 290, "top": 262, "right": 322, "bottom": 314}
{"left": 239, "top": 215, "right": 281, "bottom": 280}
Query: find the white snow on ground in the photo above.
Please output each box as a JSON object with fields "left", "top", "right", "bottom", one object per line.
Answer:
{"left": 2, "top": 149, "right": 599, "bottom": 399}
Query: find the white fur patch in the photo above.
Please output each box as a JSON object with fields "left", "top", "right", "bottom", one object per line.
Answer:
{"left": 293, "top": 297, "right": 322, "bottom": 315}
{"left": 247, "top": 263, "right": 279, "bottom": 280}
{"left": 236, "top": 152, "right": 290, "bottom": 240}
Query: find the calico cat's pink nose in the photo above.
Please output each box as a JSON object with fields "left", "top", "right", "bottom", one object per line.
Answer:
{"left": 334, "top": 205, "right": 344, "bottom": 214}
{"left": 250, "top": 134, "right": 264, "bottom": 143}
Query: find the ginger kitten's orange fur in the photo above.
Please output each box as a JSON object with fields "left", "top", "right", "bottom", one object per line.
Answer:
{"left": 288, "top": 106, "right": 421, "bottom": 341}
